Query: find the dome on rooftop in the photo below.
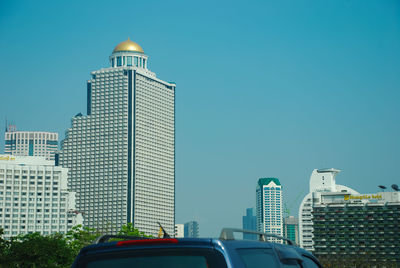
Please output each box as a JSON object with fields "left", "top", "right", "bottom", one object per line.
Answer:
{"left": 113, "top": 38, "right": 144, "bottom": 53}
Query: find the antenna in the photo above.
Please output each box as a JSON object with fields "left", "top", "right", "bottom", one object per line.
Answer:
{"left": 391, "top": 184, "right": 399, "bottom": 192}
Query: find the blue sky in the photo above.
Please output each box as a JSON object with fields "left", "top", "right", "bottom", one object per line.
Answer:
{"left": 1, "top": 0, "right": 399, "bottom": 236}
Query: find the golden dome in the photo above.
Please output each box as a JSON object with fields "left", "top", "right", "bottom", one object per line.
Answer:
{"left": 113, "top": 38, "right": 144, "bottom": 53}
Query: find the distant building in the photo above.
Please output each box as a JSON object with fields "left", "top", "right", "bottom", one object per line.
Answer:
{"left": 298, "top": 168, "right": 358, "bottom": 251}
{"left": 283, "top": 216, "right": 299, "bottom": 245}
{"left": 0, "top": 154, "right": 83, "bottom": 239}
{"left": 242, "top": 207, "right": 257, "bottom": 240}
{"left": 58, "top": 38, "right": 176, "bottom": 236}
{"left": 4, "top": 127, "right": 58, "bottom": 161}
{"left": 184, "top": 221, "right": 199, "bottom": 238}
{"left": 312, "top": 191, "right": 400, "bottom": 265}
{"left": 256, "top": 178, "right": 283, "bottom": 243}
{"left": 174, "top": 224, "right": 184, "bottom": 238}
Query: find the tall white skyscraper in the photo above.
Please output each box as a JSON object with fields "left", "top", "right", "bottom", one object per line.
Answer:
{"left": 59, "top": 38, "right": 175, "bottom": 236}
{"left": 256, "top": 178, "right": 283, "bottom": 243}
{"left": 4, "top": 127, "right": 58, "bottom": 161}
{"left": 0, "top": 154, "right": 82, "bottom": 239}
{"left": 298, "top": 168, "right": 358, "bottom": 251}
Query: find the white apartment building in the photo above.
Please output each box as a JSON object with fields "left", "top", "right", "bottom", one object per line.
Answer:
{"left": 59, "top": 38, "right": 175, "bottom": 236}
{"left": 174, "top": 224, "right": 184, "bottom": 238}
{"left": 256, "top": 178, "right": 283, "bottom": 243}
{"left": 5, "top": 128, "right": 58, "bottom": 161}
{"left": 298, "top": 168, "right": 358, "bottom": 251}
{"left": 0, "top": 154, "right": 82, "bottom": 239}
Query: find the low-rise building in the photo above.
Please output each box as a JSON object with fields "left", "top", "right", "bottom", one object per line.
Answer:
{"left": 174, "top": 224, "right": 184, "bottom": 238}
{"left": 0, "top": 154, "right": 83, "bottom": 239}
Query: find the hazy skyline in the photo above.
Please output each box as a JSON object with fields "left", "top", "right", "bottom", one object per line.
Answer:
{"left": 1, "top": 0, "right": 399, "bottom": 236}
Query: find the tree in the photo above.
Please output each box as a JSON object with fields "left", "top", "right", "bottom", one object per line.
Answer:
{"left": 4, "top": 232, "right": 74, "bottom": 268}
{"left": 117, "top": 222, "right": 152, "bottom": 238}
{"left": 65, "top": 224, "right": 100, "bottom": 256}
{"left": 0, "top": 228, "right": 10, "bottom": 265}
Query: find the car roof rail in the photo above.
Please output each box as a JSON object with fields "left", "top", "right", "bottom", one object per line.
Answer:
{"left": 219, "top": 228, "right": 295, "bottom": 245}
{"left": 94, "top": 235, "right": 149, "bottom": 244}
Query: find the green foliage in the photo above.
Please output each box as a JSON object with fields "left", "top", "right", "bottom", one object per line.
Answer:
{"left": 3, "top": 232, "right": 74, "bottom": 268}
{"left": 117, "top": 222, "right": 152, "bottom": 238}
{"left": 65, "top": 224, "right": 100, "bottom": 256}
{"left": 0, "top": 223, "right": 151, "bottom": 267}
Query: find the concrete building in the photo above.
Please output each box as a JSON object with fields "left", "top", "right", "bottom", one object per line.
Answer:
{"left": 283, "top": 216, "right": 299, "bottom": 245}
{"left": 59, "top": 39, "right": 175, "bottom": 236}
{"left": 298, "top": 169, "right": 358, "bottom": 251}
{"left": 0, "top": 154, "right": 82, "bottom": 239}
{"left": 184, "top": 221, "right": 199, "bottom": 238}
{"left": 4, "top": 127, "right": 58, "bottom": 161}
{"left": 256, "top": 178, "right": 283, "bottom": 243}
{"left": 312, "top": 191, "right": 400, "bottom": 265}
{"left": 242, "top": 207, "right": 257, "bottom": 240}
{"left": 174, "top": 224, "right": 184, "bottom": 238}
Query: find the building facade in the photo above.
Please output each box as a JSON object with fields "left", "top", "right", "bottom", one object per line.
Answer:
{"left": 298, "top": 168, "right": 358, "bottom": 251}
{"left": 242, "top": 207, "right": 257, "bottom": 240}
{"left": 59, "top": 39, "right": 175, "bottom": 236}
{"left": 312, "top": 191, "right": 400, "bottom": 265}
{"left": 256, "top": 178, "right": 283, "bottom": 242}
{"left": 4, "top": 128, "right": 58, "bottom": 161}
{"left": 0, "top": 154, "right": 82, "bottom": 239}
{"left": 283, "top": 216, "right": 299, "bottom": 245}
{"left": 184, "top": 221, "right": 199, "bottom": 238}
{"left": 174, "top": 224, "right": 184, "bottom": 238}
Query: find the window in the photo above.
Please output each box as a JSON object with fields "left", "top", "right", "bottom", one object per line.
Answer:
{"left": 237, "top": 248, "right": 278, "bottom": 268}
{"left": 127, "top": 56, "right": 132, "bottom": 66}
{"left": 117, "top": 57, "right": 122, "bottom": 66}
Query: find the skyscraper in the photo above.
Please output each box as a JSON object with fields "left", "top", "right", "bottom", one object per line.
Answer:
{"left": 256, "top": 178, "right": 283, "bottom": 243}
{"left": 242, "top": 207, "right": 257, "bottom": 240}
{"left": 4, "top": 127, "right": 58, "bottom": 161}
{"left": 59, "top": 38, "right": 175, "bottom": 236}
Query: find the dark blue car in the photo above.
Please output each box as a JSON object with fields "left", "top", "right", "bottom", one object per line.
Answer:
{"left": 71, "top": 228, "right": 322, "bottom": 268}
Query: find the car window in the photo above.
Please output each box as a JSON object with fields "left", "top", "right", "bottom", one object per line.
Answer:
{"left": 302, "top": 256, "right": 320, "bottom": 268}
{"left": 237, "top": 248, "right": 279, "bottom": 268}
{"left": 87, "top": 255, "right": 208, "bottom": 268}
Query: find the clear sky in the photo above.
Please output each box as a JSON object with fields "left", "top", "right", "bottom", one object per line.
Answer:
{"left": 1, "top": 0, "right": 399, "bottom": 237}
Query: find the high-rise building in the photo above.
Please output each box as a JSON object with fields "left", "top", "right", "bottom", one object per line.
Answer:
{"left": 256, "top": 178, "right": 283, "bottom": 243}
{"left": 298, "top": 169, "right": 358, "bottom": 251}
{"left": 174, "top": 224, "right": 184, "bottom": 238}
{"left": 0, "top": 154, "right": 82, "bottom": 239}
{"left": 184, "top": 221, "right": 199, "bottom": 238}
{"left": 59, "top": 39, "right": 176, "bottom": 236}
{"left": 4, "top": 127, "right": 58, "bottom": 161}
{"left": 283, "top": 216, "right": 299, "bottom": 245}
{"left": 242, "top": 207, "right": 257, "bottom": 240}
{"left": 312, "top": 190, "right": 400, "bottom": 265}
